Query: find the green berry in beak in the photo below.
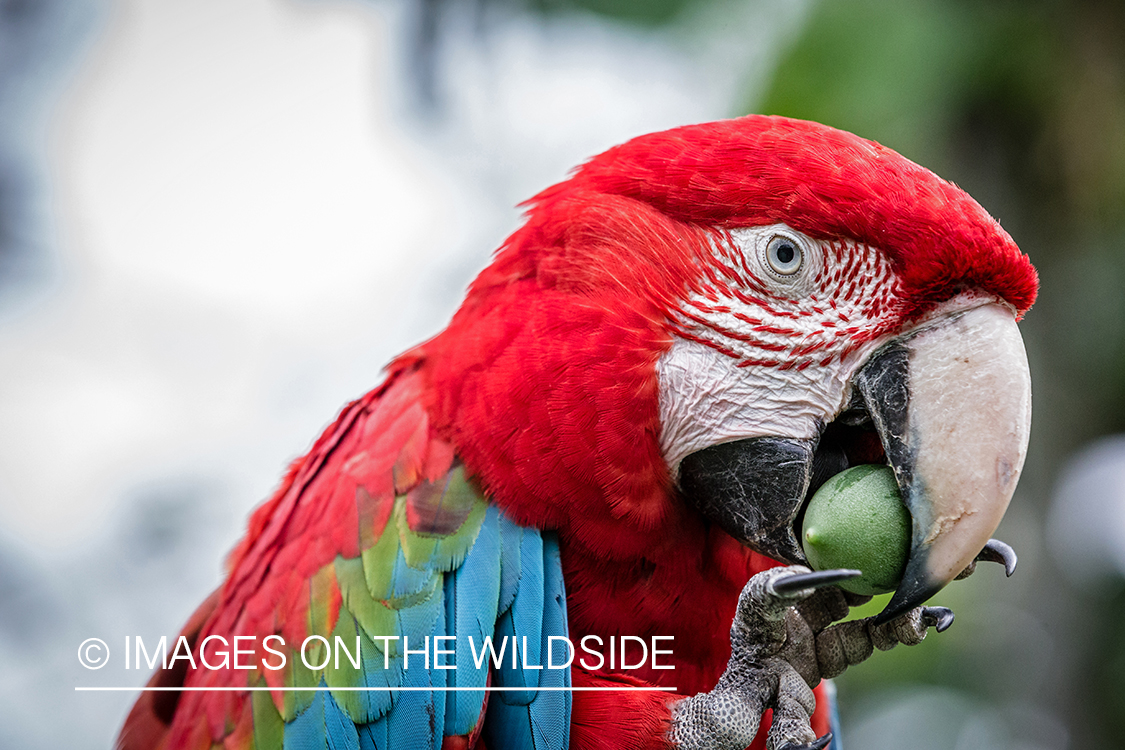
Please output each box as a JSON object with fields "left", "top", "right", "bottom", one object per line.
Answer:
{"left": 801, "top": 464, "right": 911, "bottom": 596}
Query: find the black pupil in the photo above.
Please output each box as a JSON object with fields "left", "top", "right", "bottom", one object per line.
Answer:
{"left": 775, "top": 243, "right": 795, "bottom": 264}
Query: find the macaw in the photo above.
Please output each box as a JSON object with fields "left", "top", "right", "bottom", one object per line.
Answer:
{"left": 118, "top": 115, "right": 1036, "bottom": 750}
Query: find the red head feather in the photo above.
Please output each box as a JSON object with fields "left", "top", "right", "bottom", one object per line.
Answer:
{"left": 471, "top": 115, "right": 1037, "bottom": 322}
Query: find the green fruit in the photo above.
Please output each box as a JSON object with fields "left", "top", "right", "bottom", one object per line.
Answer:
{"left": 801, "top": 464, "right": 911, "bottom": 596}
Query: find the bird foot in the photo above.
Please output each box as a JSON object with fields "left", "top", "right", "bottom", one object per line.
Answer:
{"left": 669, "top": 566, "right": 952, "bottom": 750}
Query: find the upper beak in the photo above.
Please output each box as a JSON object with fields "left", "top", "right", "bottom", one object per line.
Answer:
{"left": 678, "top": 300, "right": 1031, "bottom": 621}
{"left": 858, "top": 301, "right": 1031, "bottom": 622}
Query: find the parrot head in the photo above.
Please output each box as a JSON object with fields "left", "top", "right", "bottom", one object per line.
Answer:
{"left": 422, "top": 115, "right": 1036, "bottom": 623}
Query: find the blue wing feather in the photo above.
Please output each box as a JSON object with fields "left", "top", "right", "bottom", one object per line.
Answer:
{"left": 386, "top": 635, "right": 447, "bottom": 750}
{"left": 529, "top": 535, "right": 571, "bottom": 750}
{"left": 512, "top": 530, "right": 546, "bottom": 674}
{"left": 484, "top": 531, "right": 570, "bottom": 750}
{"left": 325, "top": 691, "right": 361, "bottom": 750}
{"left": 357, "top": 718, "right": 387, "bottom": 750}
{"left": 285, "top": 686, "right": 327, "bottom": 750}
{"left": 492, "top": 530, "right": 545, "bottom": 704}
{"left": 445, "top": 505, "right": 503, "bottom": 735}
{"left": 497, "top": 513, "right": 524, "bottom": 615}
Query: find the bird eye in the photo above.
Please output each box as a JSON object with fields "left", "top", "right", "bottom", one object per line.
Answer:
{"left": 766, "top": 235, "right": 803, "bottom": 275}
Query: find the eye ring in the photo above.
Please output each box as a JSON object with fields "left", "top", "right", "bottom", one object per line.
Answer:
{"left": 765, "top": 235, "right": 803, "bottom": 276}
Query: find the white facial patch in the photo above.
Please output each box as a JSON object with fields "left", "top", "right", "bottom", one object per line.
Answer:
{"left": 656, "top": 224, "right": 900, "bottom": 477}
{"left": 658, "top": 337, "right": 851, "bottom": 468}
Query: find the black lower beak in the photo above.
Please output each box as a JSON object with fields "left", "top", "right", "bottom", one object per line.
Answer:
{"left": 678, "top": 427, "right": 855, "bottom": 565}
{"left": 678, "top": 436, "right": 817, "bottom": 565}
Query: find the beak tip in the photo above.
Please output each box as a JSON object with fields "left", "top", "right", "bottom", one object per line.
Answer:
{"left": 873, "top": 565, "right": 944, "bottom": 625}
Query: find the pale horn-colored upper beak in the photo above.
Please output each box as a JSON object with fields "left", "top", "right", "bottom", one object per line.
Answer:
{"left": 856, "top": 300, "right": 1032, "bottom": 623}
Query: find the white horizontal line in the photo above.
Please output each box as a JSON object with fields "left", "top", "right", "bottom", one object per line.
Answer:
{"left": 75, "top": 686, "right": 676, "bottom": 692}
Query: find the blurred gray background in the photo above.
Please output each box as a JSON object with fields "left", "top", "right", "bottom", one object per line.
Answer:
{"left": 1, "top": 0, "right": 1123, "bottom": 748}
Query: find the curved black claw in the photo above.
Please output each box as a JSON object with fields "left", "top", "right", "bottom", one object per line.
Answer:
{"left": 771, "top": 569, "right": 861, "bottom": 597}
{"left": 778, "top": 732, "right": 833, "bottom": 750}
{"left": 977, "top": 539, "right": 1018, "bottom": 577}
{"left": 921, "top": 606, "right": 955, "bottom": 633}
